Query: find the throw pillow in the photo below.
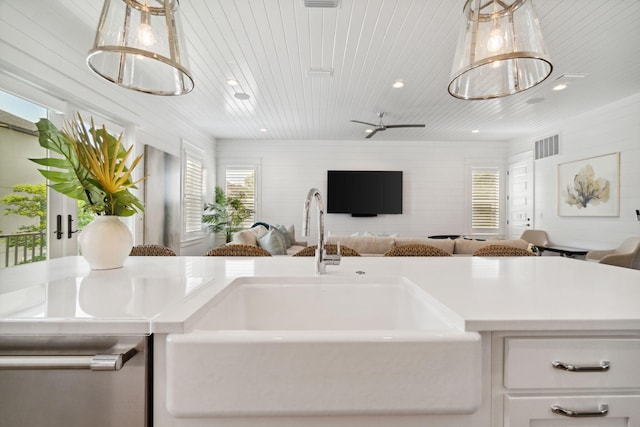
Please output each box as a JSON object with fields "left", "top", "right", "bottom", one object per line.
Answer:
{"left": 231, "top": 229, "right": 257, "bottom": 246}
{"left": 257, "top": 229, "right": 287, "bottom": 255}
{"left": 272, "top": 224, "right": 295, "bottom": 248}
{"left": 230, "top": 225, "right": 268, "bottom": 246}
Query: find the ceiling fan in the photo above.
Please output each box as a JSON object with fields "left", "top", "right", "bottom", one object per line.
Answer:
{"left": 350, "top": 112, "right": 425, "bottom": 139}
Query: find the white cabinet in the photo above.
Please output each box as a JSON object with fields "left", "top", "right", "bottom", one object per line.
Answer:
{"left": 505, "top": 394, "right": 640, "bottom": 427}
{"left": 504, "top": 337, "right": 640, "bottom": 389}
{"left": 493, "top": 333, "right": 640, "bottom": 427}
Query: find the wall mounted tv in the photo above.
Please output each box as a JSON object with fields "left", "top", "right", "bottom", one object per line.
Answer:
{"left": 327, "top": 170, "right": 403, "bottom": 216}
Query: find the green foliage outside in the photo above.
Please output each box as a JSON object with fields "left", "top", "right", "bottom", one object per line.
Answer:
{"left": 0, "top": 184, "right": 93, "bottom": 265}
{"left": 203, "top": 186, "right": 253, "bottom": 242}
{"left": 1, "top": 183, "right": 46, "bottom": 233}
{"left": 0, "top": 183, "right": 47, "bottom": 261}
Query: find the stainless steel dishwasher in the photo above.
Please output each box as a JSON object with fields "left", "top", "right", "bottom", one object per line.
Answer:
{"left": 0, "top": 334, "right": 151, "bottom": 427}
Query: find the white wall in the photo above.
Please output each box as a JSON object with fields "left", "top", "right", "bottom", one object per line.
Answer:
{"left": 216, "top": 139, "right": 508, "bottom": 243}
{"left": 509, "top": 94, "right": 640, "bottom": 249}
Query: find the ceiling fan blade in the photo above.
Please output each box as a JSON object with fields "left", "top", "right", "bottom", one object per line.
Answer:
{"left": 365, "top": 129, "right": 379, "bottom": 139}
{"left": 350, "top": 120, "right": 377, "bottom": 127}
{"left": 385, "top": 124, "right": 426, "bottom": 128}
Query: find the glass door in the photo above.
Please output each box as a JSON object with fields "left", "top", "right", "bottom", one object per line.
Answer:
{"left": 0, "top": 91, "right": 80, "bottom": 268}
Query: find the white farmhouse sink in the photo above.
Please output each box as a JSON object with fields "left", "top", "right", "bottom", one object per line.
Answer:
{"left": 166, "top": 276, "right": 481, "bottom": 418}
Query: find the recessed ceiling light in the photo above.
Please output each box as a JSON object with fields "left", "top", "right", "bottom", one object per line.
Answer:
{"left": 259, "top": 128, "right": 267, "bottom": 132}
{"left": 553, "top": 83, "right": 568, "bottom": 91}
{"left": 365, "top": 129, "right": 373, "bottom": 133}
{"left": 234, "top": 92, "right": 250, "bottom": 100}
{"left": 392, "top": 80, "right": 404, "bottom": 88}
{"left": 227, "top": 79, "right": 239, "bottom": 86}
{"left": 471, "top": 129, "right": 479, "bottom": 133}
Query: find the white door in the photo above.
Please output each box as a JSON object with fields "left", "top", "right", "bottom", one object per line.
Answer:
{"left": 507, "top": 152, "right": 534, "bottom": 240}
{"left": 47, "top": 189, "right": 80, "bottom": 259}
{"left": 45, "top": 112, "right": 81, "bottom": 259}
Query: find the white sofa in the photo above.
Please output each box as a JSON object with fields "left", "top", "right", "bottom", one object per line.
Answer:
{"left": 325, "top": 235, "right": 532, "bottom": 256}
{"left": 230, "top": 224, "right": 307, "bottom": 255}
{"left": 231, "top": 225, "right": 532, "bottom": 256}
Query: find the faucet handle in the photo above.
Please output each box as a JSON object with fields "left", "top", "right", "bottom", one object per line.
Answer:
{"left": 324, "top": 240, "right": 341, "bottom": 266}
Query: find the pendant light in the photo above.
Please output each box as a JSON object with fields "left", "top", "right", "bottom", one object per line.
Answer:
{"left": 448, "top": 0, "right": 552, "bottom": 100}
{"left": 87, "top": 0, "right": 194, "bottom": 96}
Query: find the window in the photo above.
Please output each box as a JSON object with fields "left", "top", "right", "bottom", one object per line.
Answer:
{"left": 182, "top": 141, "right": 204, "bottom": 240}
{"left": 225, "top": 167, "right": 256, "bottom": 229}
{"left": 471, "top": 168, "right": 500, "bottom": 230}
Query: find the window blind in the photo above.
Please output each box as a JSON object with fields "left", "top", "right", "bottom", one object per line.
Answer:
{"left": 183, "top": 147, "right": 203, "bottom": 236}
{"left": 471, "top": 170, "right": 500, "bottom": 229}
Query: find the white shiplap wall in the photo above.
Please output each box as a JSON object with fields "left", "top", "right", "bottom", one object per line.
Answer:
{"left": 216, "top": 139, "right": 508, "bottom": 243}
{"left": 509, "top": 93, "right": 640, "bottom": 250}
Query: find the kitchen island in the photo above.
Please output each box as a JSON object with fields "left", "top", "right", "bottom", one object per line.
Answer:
{"left": 1, "top": 255, "right": 639, "bottom": 426}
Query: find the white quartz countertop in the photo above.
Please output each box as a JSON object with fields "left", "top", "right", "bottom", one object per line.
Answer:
{"left": 1, "top": 256, "right": 639, "bottom": 335}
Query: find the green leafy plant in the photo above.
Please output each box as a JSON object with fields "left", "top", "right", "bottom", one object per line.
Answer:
{"left": 30, "top": 114, "right": 144, "bottom": 216}
{"left": 203, "top": 186, "right": 253, "bottom": 242}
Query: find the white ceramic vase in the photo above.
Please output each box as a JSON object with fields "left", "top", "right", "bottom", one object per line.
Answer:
{"left": 78, "top": 216, "right": 133, "bottom": 270}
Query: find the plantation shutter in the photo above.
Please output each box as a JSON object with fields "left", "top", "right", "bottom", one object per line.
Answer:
{"left": 471, "top": 170, "right": 500, "bottom": 229}
{"left": 182, "top": 143, "right": 204, "bottom": 238}
{"left": 225, "top": 168, "right": 255, "bottom": 228}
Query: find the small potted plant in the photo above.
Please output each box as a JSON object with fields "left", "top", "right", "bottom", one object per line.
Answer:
{"left": 31, "top": 113, "right": 144, "bottom": 269}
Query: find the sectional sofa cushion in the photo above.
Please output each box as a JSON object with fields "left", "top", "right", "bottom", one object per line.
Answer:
{"left": 326, "top": 235, "right": 395, "bottom": 255}
{"left": 453, "top": 238, "right": 530, "bottom": 255}
{"left": 394, "top": 237, "right": 455, "bottom": 254}
{"left": 231, "top": 224, "right": 268, "bottom": 246}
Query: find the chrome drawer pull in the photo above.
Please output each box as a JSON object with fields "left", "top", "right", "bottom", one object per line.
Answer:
{"left": 552, "top": 360, "right": 610, "bottom": 372}
{"left": 0, "top": 347, "right": 137, "bottom": 371}
{"left": 551, "top": 404, "right": 608, "bottom": 418}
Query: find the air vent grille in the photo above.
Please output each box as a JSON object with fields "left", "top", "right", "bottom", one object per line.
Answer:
{"left": 304, "top": 0, "right": 341, "bottom": 7}
{"left": 534, "top": 134, "right": 559, "bottom": 160}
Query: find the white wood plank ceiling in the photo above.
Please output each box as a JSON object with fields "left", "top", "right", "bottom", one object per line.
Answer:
{"left": 1, "top": 0, "right": 639, "bottom": 142}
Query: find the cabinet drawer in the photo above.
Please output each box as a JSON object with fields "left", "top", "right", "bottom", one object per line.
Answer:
{"left": 504, "top": 338, "right": 640, "bottom": 389}
{"left": 504, "top": 394, "right": 640, "bottom": 427}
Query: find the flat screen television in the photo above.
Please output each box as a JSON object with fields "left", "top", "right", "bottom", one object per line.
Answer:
{"left": 327, "top": 170, "right": 402, "bottom": 216}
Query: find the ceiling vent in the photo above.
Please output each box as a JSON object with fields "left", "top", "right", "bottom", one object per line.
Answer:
{"left": 308, "top": 67, "right": 334, "bottom": 77}
{"left": 555, "top": 73, "right": 588, "bottom": 80}
{"left": 304, "top": 0, "right": 341, "bottom": 7}
{"left": 534, "top": 134, "right": 560, "bottom": 160}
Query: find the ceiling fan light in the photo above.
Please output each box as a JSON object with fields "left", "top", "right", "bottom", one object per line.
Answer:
{"left": 87, "top": 0, "right": 194, "bottom": 95}
{"left": 448, "top": 0, "right": 552, "bottom": 100}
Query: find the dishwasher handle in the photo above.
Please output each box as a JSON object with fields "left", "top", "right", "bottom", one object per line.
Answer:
{"left": 0, "top": 347, "right": 138, "bottom": 371}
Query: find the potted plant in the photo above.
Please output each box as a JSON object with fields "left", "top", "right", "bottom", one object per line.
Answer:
{"left": 31, "top": 113, "right": 144, "bottom": 269}
{"left": 203, "top": 186, "right": 253, "bottom": 243}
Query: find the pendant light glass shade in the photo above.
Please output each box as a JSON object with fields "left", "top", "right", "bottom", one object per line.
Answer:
{"left": 448, "top": 0, "right": 552, "bottom": 100}
{"left": 87, "top": 0, "right": 194, "bottom": 95}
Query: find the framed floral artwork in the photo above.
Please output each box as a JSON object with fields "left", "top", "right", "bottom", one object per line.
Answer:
{"left": 557, "top": 152, "right": 620, "bottom": 217}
